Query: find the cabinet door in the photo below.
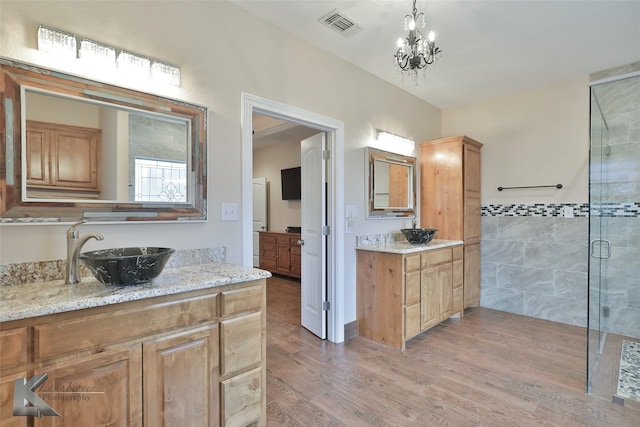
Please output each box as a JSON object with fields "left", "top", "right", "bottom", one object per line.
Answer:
{"left": 1, "top": 372, "right": 28, "bottom": 427}
{"left": 276, "top": 244, "right": 291, "bottom": 273}
{"left": 421, "top": 267, "right": 440, "bottom": 330}
{"left": 50, "top": 127, "right": 100, "bottom": 191}
{"left": 464, "top": 243, "right": 481, "bottom": 308}
{"left": 34, "top": 345, "right": 142, "bottom": 427}
{"left": 438, "top": 263, "right": 453, "bottom": 321}
{"left": 26, "top": 126, "right": 50, "bottom": 186}
{"left": 144, "top": 324, "right": 219, "bottom": 427}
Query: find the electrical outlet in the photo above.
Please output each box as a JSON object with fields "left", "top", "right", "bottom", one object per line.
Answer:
{"left": 221, "top": 203, "right": 238, "bottom": 221}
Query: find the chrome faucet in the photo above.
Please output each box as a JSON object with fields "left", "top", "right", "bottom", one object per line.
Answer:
{"left": 65, "top": 220, "right": 104, "bottom": 284}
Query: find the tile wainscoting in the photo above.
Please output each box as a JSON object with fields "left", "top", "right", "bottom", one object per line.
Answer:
{"left": 481, "top": 203, "right": 640, "bottom": 339}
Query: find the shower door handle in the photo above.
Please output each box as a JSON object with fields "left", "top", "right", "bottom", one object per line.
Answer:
{"left": 590, "top": 239, "right": 611, "bottom": 259}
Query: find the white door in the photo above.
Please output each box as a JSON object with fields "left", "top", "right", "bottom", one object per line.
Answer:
{"left": 252, "top": 177, "right": 267, "bottom": 267}
{"left": 300, "top": 133, "right": 326, "bottom": 338}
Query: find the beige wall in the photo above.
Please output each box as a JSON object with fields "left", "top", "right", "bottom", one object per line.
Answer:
{"left": 253, "top": 140, "right": 302, "bottom": 232}
{"left": 442, "top": 75, "right": 590, "bottom": 205}
{"left": 0, "top": 1, "right": 441, "bottom": 325}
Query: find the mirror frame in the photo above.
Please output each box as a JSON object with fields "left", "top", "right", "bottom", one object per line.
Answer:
{"left": 0, "top": 58, "right": 207, "bottom": 222}
{"left": 365, "top": 147, "right": 416, "bottom": 219}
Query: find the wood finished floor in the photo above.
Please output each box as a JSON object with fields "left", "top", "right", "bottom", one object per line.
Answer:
{"left": 265, "top": 275, "right": 640, "bottom": 426}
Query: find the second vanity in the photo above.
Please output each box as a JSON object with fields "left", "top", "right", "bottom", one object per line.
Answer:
{"left": 356, "top": 238, "right": 464, "bottom": 351}
{"left": 0, "top": 260, "right": 270, "bottom": 427}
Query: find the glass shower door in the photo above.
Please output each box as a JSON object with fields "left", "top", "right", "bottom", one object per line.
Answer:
{"left": 587, "top": 86, "right": 609, "bottom": 398}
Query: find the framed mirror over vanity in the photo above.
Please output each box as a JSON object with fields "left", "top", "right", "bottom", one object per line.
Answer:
{"left": 365, "top": 146, "right": 416, "bottom": 218}
{"left": 0, "top": 58, "right": 207, "bottom": 222}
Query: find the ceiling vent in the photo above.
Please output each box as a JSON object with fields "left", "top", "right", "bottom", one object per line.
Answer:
{"left": 318, "top": 9, "right": 363, "bottom": 37}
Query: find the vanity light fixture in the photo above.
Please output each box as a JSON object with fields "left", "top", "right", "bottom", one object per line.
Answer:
{"left": 151, "top": 60, "right": 181, "bottom": 87}
{"left": 116, "top": 51, "right": 151, "bottom": 80}
{"left": 79, "top": 38, "right": 116, "bottom": 69}
{"left": 37, "top": 25, "right": 77, "bottom": 58}
{"left": 36, "top": 25, "right": 181, "bottom": 87}
{"left": 394, "top": 0, "right": 442, "bottom": 84}
{"left": 376, "top": 130, "right": 415, "bottom": 151}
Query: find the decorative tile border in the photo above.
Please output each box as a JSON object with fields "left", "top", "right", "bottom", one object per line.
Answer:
{"left": 482, "top": 203, "right": 640, "bottom": 217}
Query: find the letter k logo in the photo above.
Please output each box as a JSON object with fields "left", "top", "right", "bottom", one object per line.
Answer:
{"left": 13, "top": 374, "right": 60, "bottom": 417}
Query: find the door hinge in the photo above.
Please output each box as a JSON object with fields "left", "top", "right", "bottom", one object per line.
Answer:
{"left": 322, "top": 225, "right": 330, "bottom": 235}
{"left": 322, "top": 301, "right": 330, "bottom": 311}
{"left": 323, "top": 150, "right": 330, "bottom": 160}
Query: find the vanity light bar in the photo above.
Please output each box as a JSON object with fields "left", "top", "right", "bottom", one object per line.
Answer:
{"left": 37, "top": 26, "right": 76, "bottom": 58}
{"left": 36, "top": 25, "right": 181, "bottom": 87}
{"left": 376, "top": 130, "right": 415, "bottom": 150}
{"left": 79, "top": 38, "right": 116, "bottom": 68}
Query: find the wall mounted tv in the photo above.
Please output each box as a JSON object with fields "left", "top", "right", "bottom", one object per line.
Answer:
{"left": 281, "top": 167, "right": 301, "bottom": 200}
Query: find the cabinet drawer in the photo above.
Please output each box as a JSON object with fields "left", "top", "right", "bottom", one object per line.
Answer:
{"left": 422, "top": 248, "right": 452, "bottom": 267}
{"left": 259, "top": 249, "right": 276, "bottom": 259}
{"left": 289, "top": 265, "right": 301, "bottom": 277}
{"left": 260, "top": 234, "right": 276, "bottom": 243}
{"left": 0, "top": 328, "right": 27, "bottom": 371}
{"left": 222, "top": 367, "right": 262, "bottom": 427}
{"left": 452, "top": 259, "right": 463, "bottom": 289}
{"left": 405, "top": 270, "right": 420, "bottom": 305}
{"left": 453, "top": 287, "right": 463, "bottom": 313}
{"left": 35, "top": 293, "right": 218, "bottom": 361}
{"left": 259, "top": 242, "right": 276, "bottom": 252}
{"left": 404, "top": 254, "right": 421, "bottom": 272}
{"left": 290, "top": 254, "right": 301, "bottom": 266}
{"left": 405, "top": 304, "right": 421, "bottom": 338}
{"left": 290, "top": 245, "right": 301, "bottom": 256}
{"left": 221, "top": 285, "right": 263, "bottom": 317}
{"left": 220, "top": 312, "right": 262, "bottom": 377}
{"left": 259, "top": 258, "right": 276, "bottom": 270}
{"left": 452, "top": 245, "right": 463, "bottom": 261}
{"left": 277, "top": 236, "right": 290, "bottom": 245}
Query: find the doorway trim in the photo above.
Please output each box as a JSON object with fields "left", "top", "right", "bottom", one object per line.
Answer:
{"left": 241, "top": 92, "right": 345, "bottom": 343}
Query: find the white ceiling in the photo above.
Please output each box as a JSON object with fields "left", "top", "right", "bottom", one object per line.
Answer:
{"left": 232, "top": 0, "right": 640, "bottom": 109}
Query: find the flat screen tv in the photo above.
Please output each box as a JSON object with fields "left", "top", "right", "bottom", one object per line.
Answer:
{"left": 281, "top": 167, "right": 301, "bottom": 200}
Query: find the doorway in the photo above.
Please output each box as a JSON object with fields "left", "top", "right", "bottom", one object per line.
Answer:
{"left": 241, "top": 93, "right": 345, "bottom": 344}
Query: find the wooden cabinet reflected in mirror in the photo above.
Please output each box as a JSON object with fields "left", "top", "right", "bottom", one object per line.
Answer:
{"left": 366, "top": 147, "right": 416, "bottom": 218}
{"left": 0, "top": 57, "right": 206, "bottom": 222}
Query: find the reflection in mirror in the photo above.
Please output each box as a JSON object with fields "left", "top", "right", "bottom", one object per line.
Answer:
{"left": 24, "top": 89, "right": 190, "bottom": 203}
{"left": 0, "top": 58, "right": 206, "bottom": 222}
{"left": 366, "top": 147, "right": 416, "bottom": 218}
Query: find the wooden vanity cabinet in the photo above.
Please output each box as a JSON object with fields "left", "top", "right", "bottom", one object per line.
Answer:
{"left": 0, "top": 328, "right": 28, "bottom": 427}
{"left": 420, "top": 135, "right": 483, "bottom": 309}
{"left": 0, "top": 280, "right": 266, "bottom": 427}
{"left": 26, "top": 121, "right": 101, "bottom": 193}
{"left": 357, "top": 245, "right": 463, "bottom": 350}
{"left": 259, "top": 231, "right": 301, "bottom": 279}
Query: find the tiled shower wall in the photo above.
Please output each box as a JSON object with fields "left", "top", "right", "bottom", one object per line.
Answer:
{"left": 480, "top": 205, "right": 589, "bottom": 327}
{"left": 481, "top": 203, "right": 640, "bottom": 339}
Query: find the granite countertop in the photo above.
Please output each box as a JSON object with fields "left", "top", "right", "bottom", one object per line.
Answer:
{"left": 0, "top": 262, "right": 271, "bottom": 323}
{"left": 355, "top": 238, "right": 464, "bottom": 254}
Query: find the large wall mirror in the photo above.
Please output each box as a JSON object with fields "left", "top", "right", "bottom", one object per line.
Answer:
{"left": 365, "top": 147, "right": 416, "bottom": 218}
{"left": 0, "top": 58, "right": 207, "bottom": 222}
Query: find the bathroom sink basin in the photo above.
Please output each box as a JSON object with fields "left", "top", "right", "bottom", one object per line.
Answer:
{"left": 79, "top": 247, "right": 175, "bottom": 286}
{"left": 401, "top": 228, "right": 438, "bottom": 245}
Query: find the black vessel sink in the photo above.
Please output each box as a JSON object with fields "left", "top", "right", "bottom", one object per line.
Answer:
{"left": 79, "top": 247, "right": 174, "bottom": 286}
{"left": 400, "top": 228, "right": 438, "bottom": 245}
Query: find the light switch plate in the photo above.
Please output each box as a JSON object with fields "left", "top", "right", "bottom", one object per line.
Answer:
{"left": 346, "top": 204, "right": 357, "bottom": 218}
{"left": 221, "top": 203, "right": 238, "bottom": 221}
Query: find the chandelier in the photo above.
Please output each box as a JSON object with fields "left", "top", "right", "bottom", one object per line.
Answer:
{"left": 394, "top": 0, "right": 442, "bottom": 82}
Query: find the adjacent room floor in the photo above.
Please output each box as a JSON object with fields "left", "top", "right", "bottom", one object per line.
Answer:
{"left": 265, "top": 275, "right": 640, "bottom": 426}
